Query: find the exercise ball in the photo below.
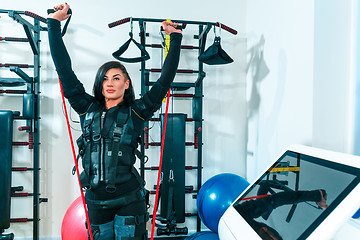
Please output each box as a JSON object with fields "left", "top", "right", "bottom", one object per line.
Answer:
{"left": 184, "top": 231, "right": 219, "bottom": 240}
{"left": 197, "top": 173, "right": 249, "bottom": 233}
{"left": 353, "top": 208, "right": 360, "bottom": 219}
{"left": 61, "top": 196, "right": 88, "bottom": 240}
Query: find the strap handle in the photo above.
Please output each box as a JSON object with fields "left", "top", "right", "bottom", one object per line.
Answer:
{"left": 47, "top": 8, "right": 72, "bottom": 36}
{"left": 112, "top": 18, "right": 150, "bottom": 63}
{"left": 112, "top": 32, "right": 150, "bottom": 63}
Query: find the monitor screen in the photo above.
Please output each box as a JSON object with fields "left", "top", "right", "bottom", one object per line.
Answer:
{"left": 229, "top": 149, "right": 360, "bottom": 240}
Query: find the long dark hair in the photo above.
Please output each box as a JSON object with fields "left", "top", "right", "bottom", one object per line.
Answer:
{"left": 93, "top": 61, "right": 135, "bottom": 106}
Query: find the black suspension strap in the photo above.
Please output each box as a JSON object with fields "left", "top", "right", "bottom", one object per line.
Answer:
{"left": 47, "top": 8, "right": 72, "bottom": 36}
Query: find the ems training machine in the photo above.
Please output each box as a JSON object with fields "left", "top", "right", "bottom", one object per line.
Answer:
{"left": 108, "top": 17, "right": 237, "bottom": 237}
{"left": 0, "top": 9, "right": 48, "bottom": 240}
{"left": 220, "top": 145, "right": 360, "bottom": 240}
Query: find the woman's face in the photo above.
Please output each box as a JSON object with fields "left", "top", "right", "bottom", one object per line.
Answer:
{"left": 102, "top": 68, "right": 129, "bottom": 104}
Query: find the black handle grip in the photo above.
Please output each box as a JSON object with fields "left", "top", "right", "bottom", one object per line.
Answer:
{"left": 47, "top": 8, "right": 72, "bottom": 15}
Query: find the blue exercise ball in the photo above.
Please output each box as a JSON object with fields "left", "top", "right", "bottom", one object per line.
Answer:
{"left": 184, "top": 231, "right": 219, "bottom": 240}
{"left": 353, "top": 208, "right": 360, "bottom": 219}
{"left": 197, "top": 173, "right": 249, "bottom": 233}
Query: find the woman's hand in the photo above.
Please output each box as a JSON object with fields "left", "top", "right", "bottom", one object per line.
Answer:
{"left": 161, "top": 21, "right": 182, "bottom": 35}
{"left": 48, "top": 3, "right": 71, "bottom": 22}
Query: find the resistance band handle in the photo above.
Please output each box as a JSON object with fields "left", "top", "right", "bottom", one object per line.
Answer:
{"left": 47, "top": 8, "right": 72, "bottom": 15}
{"left": 215, "top": 22, "right": 237, "bottom": 35}
{"left": 24, "top": 11, "right": 47, "bottom": 23}
{"left": 108, "top": 17, "right": 131, "bottom": 28}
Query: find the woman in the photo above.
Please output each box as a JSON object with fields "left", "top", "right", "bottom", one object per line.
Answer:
{"left": 47, "top": 3, "right": 182, "bottom": 239}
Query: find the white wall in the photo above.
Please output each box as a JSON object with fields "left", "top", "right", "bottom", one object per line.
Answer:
{"left": 0, "top": 0, "right": 247, "bottom": 238}
{"left": 245, "top": 0, "right": 357, "bottom": 178}
{"left": 245, "top": 0, "right": 314, "bottom": 181}
{"left": 313, "top": 0, "right": 360, "bottom": 238}
{"left": 352, "top": 1, "right": 360, "bottom": 156}
{"left": 313, "top": 0, "right": 355, "bottom": 154}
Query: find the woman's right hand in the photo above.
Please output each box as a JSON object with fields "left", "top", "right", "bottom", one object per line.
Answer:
{"left": 161, "top": 21, "right": 182, "bottom": 35}
{"left": 48, "top": 3, "right": 71, "bottom": 22}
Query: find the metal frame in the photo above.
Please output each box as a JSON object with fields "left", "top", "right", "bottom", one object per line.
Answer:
{"left": 109, "top": 17, "right": 237, "bottom": 236}
{"left": 0, "top": 9, "right": 48, "bottom": 240}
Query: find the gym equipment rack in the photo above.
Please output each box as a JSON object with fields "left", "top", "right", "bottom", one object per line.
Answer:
{"left": 0, "top": 9, "right": 48, "bottom": 240}
{"left": 109, "top": 17, "right": 237, "bottom": 239}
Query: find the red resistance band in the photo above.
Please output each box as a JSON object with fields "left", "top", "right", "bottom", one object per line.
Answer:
{"left": 58, "top": 79, "right": 94, "bottom": 240}
{"left": 150, "top": 89, "right": 171, "bottom": 240}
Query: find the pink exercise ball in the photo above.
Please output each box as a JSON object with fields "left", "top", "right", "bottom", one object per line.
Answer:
{"left": 61, "top": 196, "right": 88, "bottom": 240}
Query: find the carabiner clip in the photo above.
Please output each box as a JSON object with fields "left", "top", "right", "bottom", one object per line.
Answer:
{"left": 214, "top": 22, "right": 222, "bottom": 38}
{"left": 169, "top": 169, "right": 174, "bottom": 182}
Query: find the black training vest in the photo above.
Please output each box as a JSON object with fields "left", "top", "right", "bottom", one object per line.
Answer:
{"left": 77, "top": 105, "right": 140, "bottom": 192}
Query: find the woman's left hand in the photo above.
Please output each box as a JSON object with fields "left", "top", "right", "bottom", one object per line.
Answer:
{"left": 48, "top": 2, "right": 71, "bottom": 22}
{"left": 162, "top": 21, "right": 182, "bottom": 35}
